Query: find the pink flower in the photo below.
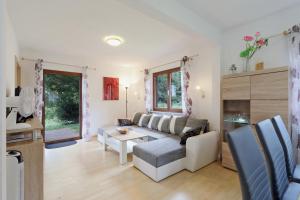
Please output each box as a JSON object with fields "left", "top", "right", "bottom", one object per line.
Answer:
{"left": 244, "top": 36, "right": 254, "bottom": 41}
{"left": 255, "top": 32, "right": 261, "bottom": 37}
{"left": 257, "top": 38, "right": 265, "bottom": 46}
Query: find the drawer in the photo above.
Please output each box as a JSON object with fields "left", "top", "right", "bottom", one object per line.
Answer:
{"left": 251, "top": 71, "right": 288, "bottom": 100}
{"left": 250, "top": 100, "right": 288, "bottom": 125}
{"left": 222, "top": 76, "right": 250, "bottom": 100}
{"left": 222, "top": 142, "right": 236, "bottom": 171}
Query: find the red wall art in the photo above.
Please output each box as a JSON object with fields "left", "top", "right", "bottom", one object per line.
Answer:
{"left": 103, "top": 77, "right": 119, "bottom": 100}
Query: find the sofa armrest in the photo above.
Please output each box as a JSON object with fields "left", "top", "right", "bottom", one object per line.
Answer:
{"left": 185, "top": 131, "right": 220, "bottom": 172}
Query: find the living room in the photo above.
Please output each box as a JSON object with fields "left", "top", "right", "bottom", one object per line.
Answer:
{"left": 1, "top": 0, "right": 300, "bottom": 200}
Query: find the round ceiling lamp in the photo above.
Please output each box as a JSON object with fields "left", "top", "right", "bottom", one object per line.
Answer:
{"left": 104, "top": 35, "right": 124, "bottom": 47}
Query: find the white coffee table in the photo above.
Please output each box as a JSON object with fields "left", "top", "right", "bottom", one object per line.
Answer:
{"left": 103, "top": 129, "right": 148, "bottom": 165}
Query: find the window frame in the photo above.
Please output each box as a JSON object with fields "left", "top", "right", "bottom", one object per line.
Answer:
{"left": 153, "top": 67, "right": 182, "bottom": 113}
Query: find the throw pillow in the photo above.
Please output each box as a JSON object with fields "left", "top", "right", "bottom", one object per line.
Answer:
{"left": 158, "top": 115, "right": 172, "bottom": 133}
{"left": 132, "top": 112, "right": 143, "bottom": 125}
{"left": 118, "top": 119, "right": 133, "bottom": 126}
{"left": 170, "top": 116, "right": 188, "bottom": 135}
{"left": 180, "top": 127, "right": 202, "bottom": 145}
{"left": 181, "top": 126, "right": 192, "bottom": 135}
{"left": 147, "top": 114, "right": 162, "bottom": 129}
{"left": 150, "top": 115, "right": 162, "bottom": 130}
{"left": 138, "top": 114, "right": 152, "bottom": 127}
{"left": 186, "top": 118, "right": 209, "bottom": 133}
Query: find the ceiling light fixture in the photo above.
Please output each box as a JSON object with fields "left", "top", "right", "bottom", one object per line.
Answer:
{"left": 104, "top": 35, "right": 124, "bottom": 47}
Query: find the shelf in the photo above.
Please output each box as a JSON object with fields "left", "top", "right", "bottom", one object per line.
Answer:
{"left": 223, "top": 119, "right": 249, "bottom": 125}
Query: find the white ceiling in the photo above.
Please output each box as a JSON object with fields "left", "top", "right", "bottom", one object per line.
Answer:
{"left": 7, "top": 0, "right": 201, "bottom": 67}
{"left": 176, "top": 0, "right": 300, "bottom": 30}
{"left": 8, "top": 0, "right": 300, "bottom": 67}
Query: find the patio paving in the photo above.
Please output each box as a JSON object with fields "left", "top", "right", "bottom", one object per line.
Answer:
{"left": 45, "top": 128, "right": 80, "bottom": 143}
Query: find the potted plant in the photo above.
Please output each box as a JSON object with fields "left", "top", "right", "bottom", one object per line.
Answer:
{"left": 240, "top": 32, "right": 268, "bottom": 72}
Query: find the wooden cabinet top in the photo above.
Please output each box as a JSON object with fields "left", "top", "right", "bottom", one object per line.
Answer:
{"left": 223, "top": 66, "right": 288, "bottom": 79}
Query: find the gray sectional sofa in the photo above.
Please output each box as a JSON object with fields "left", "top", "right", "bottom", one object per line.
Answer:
{"left": 98, "top": 112, "right": 219, "bottom": 182}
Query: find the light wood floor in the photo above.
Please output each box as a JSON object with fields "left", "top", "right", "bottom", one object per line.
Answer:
{"left": 44, "top": 138, "right": 241, "bottom": 200}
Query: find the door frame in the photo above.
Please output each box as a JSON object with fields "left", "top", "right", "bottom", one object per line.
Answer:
{"left": 43, "top": 69, "right": 83, "bottom": 144}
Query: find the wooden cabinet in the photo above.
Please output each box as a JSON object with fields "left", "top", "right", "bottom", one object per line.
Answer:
{"left": 222, "top": 76, "right": 250, "bottom": 100}
{"left": 221, "top": 67, "right": 288, "bottom": 171}
{"left": 6, "top": 118, "right": 44, "bottom": 200}
{"left": 7, "top": 139, "right": 44, "bottom": 200}
{"left": 221, "top": 142, "right": 236, "bottom": 170}
{"left": 251, "top": 100, "right": 288, "bottom": 125}
{"left": 251, "top": 71, "right": 288, "bottom": 100}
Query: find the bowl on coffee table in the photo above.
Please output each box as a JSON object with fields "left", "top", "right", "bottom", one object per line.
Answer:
{"left": 116, "top": 127, "right": 129, "bottom": 134}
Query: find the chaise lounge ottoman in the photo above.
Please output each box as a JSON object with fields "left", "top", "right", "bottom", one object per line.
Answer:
{"left": 133, "top": 137, "right": 186, "bottom": 182}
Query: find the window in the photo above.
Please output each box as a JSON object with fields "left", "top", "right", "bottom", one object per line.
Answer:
{"left": 153, "top": 68, "right": 182, "bottom": 112}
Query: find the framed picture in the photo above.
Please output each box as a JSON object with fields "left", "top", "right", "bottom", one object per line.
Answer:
{"left": 103, "top": 77, "right": 119, "bottom": 100}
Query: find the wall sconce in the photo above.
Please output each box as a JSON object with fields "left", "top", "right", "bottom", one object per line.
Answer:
{"left": 195, "top": 86, "right": 205, "bottom": 98}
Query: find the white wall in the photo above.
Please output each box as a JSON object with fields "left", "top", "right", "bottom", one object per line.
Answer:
{"left": 0, "top": 2, "right": 19, "bottom": 199}
{"left": 222, "top": 5, "right": 300, "bottom": 74}
{"left": 148, "top": 44, "right": 221, "bottom": 131}
{"left": 0, "top": 0, "right": 6, "bottom": 198}
{"left": 20, "top": 49, "right": 145, "bottom": 136}
{"left": 5, "top": 11, "right": 19, "bottom": 96}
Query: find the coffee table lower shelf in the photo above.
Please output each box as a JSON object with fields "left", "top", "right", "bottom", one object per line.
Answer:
{"left": 103, "top": 130, "right": 148, "bottom": 165}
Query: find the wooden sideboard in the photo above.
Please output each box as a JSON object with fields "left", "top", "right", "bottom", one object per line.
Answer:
{"left": 7, "top": 118, "right": 44, "bottom": 200}
{"left": 221, "top": 67, "right": 289, "bottom": 170}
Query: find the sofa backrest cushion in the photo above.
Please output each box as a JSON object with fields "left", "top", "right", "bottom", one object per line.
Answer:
{"left": 147, "top": 114, "right": 162, "bottom": 130}
{"left": 158, "top": 115, "right": 172, "bottom": 133}
{"left": 186, "top": 118, "right": 208, "bottom": 133}
{"left": 138, "top": 114, "right": 152, "bottom": 127}
{"left": 132, "top": 112, "right": 143, "bottom": 125}
{"left": 170, "top": 116, "right": 188, "bottom": 135}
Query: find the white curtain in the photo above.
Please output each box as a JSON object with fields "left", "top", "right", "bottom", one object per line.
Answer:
{"left": 288, "top": 25, "right": 300, "bottom": 162}
{"left": 82, "top": 67, "right": 91, "bottom": 141}
{"left": 144, "top": 69, "right": 153, "bottom": 113}
{"left": 34, "top": 59, "right": 44, "bottom": 121}
{"left": 181, "top": 57, "right": 193, "bottom": 116}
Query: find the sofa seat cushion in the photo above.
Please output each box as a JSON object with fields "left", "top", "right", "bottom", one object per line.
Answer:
{"left": 132, "top": 127, "right": 168, "bottom": 139}
{"left": 133, "top": 137, "right": 186, "bottom": 168}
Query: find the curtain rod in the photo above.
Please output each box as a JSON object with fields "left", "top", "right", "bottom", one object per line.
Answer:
{"left": 149, "top": 54, "right": 199, "bottom": 70}
{"left": 21, "top": 57, "right": 97, "bottom": 71}
{"left": 267, "top": 30, "right": 291, "bottom": 39}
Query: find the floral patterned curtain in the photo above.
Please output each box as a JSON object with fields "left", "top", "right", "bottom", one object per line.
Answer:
{"left": 181, "top": 56, "right": 193, "bottom": 116}
{"left": 288, "top": 25, "right": 300, "bottom": 162}
{"left": 82, "top": 67, "right": 91, "bottom": 141}
{"left": 34, "top": 59, "right": 44, "bottom": 121}
{"left": 144, "top": 69, "right": 152, "bottom": 113}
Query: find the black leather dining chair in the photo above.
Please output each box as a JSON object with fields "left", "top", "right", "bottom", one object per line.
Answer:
{"left": 256, "top": 119, "right": 300, "bottom": 200}
{"left": 272, "top": 115, "right": 300, "bottom": 183}
{"left": 227, "top": 125, "right": 272, "bottom": 200}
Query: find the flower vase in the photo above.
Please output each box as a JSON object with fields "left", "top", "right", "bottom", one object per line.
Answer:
{"left": 243, "top": 58, "right": 250, "bottom": 72}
